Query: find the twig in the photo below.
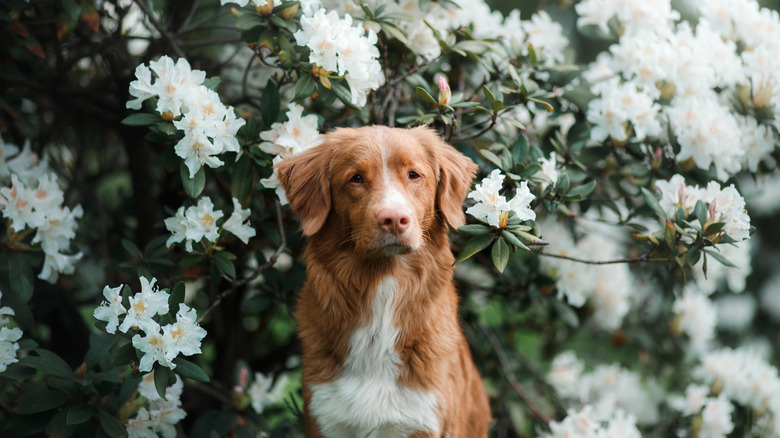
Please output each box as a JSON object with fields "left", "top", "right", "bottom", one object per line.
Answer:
{"left": 133, "top": 0, "right": 186, "bottom": 58}
{"left": 536, "top": 251, "right": 663, "bottom": 265}
{"left": 477, "top": 321, "right": 553, "bottom": 424}
{"left": 197, "top": 200, "right": 287, "bottom": 324}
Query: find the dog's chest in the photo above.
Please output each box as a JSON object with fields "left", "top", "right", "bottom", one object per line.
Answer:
{"left": 309, "top": 276, "right": 440, "bottom": 438}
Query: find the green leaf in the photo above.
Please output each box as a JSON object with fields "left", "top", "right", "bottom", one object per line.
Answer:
{"left": 641, "top": 187, "right": 666, "bottom": 220}
{"left": 292, "top": 73, "right": 316, "bottom": 102}
{"left": 260, "top": 81, "right": 280, "bottom": 127}
{"left": 97, "top": 411, "right": 128, "bottom": 438}
{"left": 703, "top": 248, "right": 737, "bottom": 268}
{"left": 212, "top": 252, "right": 237, "bottom": 279}
{"left": 154, "top": 367, "right": 170, "bottom": 400}
{"left": 46, "top": 409, "right": 76, "bottom": 437}
{"left": 557, "top": 172, "right": 571, "bottom": 195}
{"left": 458, "top": 224, "right": 492, "bottom": 236}
{"left": 121, "top": 238, "right": 141, "bottom": 258}
{"left": 491, "top": 238, "right": 510, "bottom": 273}
{"left": 9, "top": 256, "right": 34, "bottom": 304}
{"left": 111, "top": 342, "right": 137, "bottom": 366}
{"left": 415, "top": 86, "right": 437, "bottom": 105}
{"left": 551, "top": 298, "right": 579, "bottom": 327}
{"left": 483, "top": 85, "right": 495, "bottom": 103}
{"left": 480, "top": 149, "right": 504, "bottom": 170}
{"left": 704, "top": 221, "right": 726, "bottom": 237}
{"left": 203, "top": 77, "right": 222, "bottom": 92}
{"left": 235, "top": 13, "right": 264, "bottom": 30}
{"left": 231, "top": 154, "right": 254, "bottom": 204}
{"left": 502, "top": 230, "right": 528, "bottom": 250}
{"left": 173, "top": 357, "right": 210, "bottom": 382}
{"left": 15, "top": 388, "right": 68, "bottom": 414}
{"left": 180, "top": 163, "right": 206, "bottom": 198}
{"left": 120, "top": 113, "right": 161, "bottom": 126}
{"left": 566, "top": 179, "right": 597, "bottom": 198}
{"left": 694, "top": 201, "right": 708, "bottom": 226}
{"left": 18, "top": 349, "right": 72, "bottom": 378}
{"left": 454, "top": 234, "right": 495, "bottom": 264}
{"left": 685, "top": 248, "right": 701, "bottom": 267}
{"left": 169, "top": 282, "right": 186, "bottom": 316}
{"left": 66, "top": 403, "right": 93, "bottom": 425}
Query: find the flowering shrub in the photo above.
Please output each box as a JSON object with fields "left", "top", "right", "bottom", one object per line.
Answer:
{"left": 0, "top": 0, "right": 779, "bottom": 437}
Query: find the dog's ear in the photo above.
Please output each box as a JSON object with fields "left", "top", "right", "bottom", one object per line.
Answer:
{"left": 411, "top": 126, "right": 477, "bottom": 229}
{"left": 275, "top": 143, "right": 332, "bottom": 236}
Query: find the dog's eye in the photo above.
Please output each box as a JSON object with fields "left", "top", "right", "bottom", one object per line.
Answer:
{"left": 349, "top": 174, "right": 364, "bottom": 184}
{"left": 408, "top": 171, "right": 421, "bottom": 180}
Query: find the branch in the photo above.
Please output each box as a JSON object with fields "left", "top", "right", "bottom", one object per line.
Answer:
{"left": 197, "top": 200, "right": 287, "bottom": 324}
{"left": 536, "top": 251, "right": 663, "bottom": 265}
{"left": 477, "top": 320, "right": 553, "bottom": 424}
{"left": 133, "top": 0, "right": 186, "bottom": 58}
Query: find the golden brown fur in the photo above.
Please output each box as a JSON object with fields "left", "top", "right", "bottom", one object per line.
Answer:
{"left": 276, "top": 126, "right": 491, "bottom": 437}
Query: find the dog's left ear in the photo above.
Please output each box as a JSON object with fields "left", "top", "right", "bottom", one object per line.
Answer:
{"left": 412, "top": 126, "right": 478, "bottom": 229}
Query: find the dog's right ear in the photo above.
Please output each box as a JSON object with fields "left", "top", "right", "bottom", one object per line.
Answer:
{"left": 275, "top": 145, "right": 332, "bottom": 236}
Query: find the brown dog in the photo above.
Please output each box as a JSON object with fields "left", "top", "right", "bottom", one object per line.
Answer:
{"left": 276, "top": 126, "right": 491, "bottom": 437}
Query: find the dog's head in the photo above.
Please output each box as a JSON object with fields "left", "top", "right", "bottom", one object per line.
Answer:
{"left": 276, "top": 126, "right": 477, "bottom": 255}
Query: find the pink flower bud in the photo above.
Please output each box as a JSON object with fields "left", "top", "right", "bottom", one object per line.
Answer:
{"left": 437, "top": 75, "right": 451, "bottom": 107}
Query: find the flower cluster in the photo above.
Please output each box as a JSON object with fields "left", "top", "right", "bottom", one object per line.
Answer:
{"left": 164, "top": 197, "right": 255, "bottom": 252}
{"left": 247, "top": 371, "right": 289, "bottom": 414}
{"left": 547, "top": 350, "right": 660, "bottom": 425}
{"left": 259, "top": 103, "right": 323, "bottom": 204}
{"left": 579, "top": 0, "right": 779, "bottom": 179}
{"left": 466, "top": 169, "right": 535, "bottom": 228}
{"left": 0, "top": 136, "right": 83, "bottom": 283}
{"left": 0, "top": 292, "right": 22, "bottom": 373}
{"left": 673, "top": 346, "right": 780, "bottom": 436}
{"left": 294, "top": 8, "right": 384, "bottom": 107}
{"left": 93, "top": 277, "right": 207, "bottom": 373}
{"left": 672, "top": 286, "right": 718, "bottom": 354}
{"left": 126, "top": 372, "right": 187, "bottom": 438}
{"left": 541, "top": 406, "right": 641, "bottom": 438}
{"left": 654, "top": 174, "right": 751, "bottom": 241}
{"left": 127, "top": 56, "right": 246, "bottom": 178}
{"left": 539, "top": 219, "right": 633, "bottom": 330}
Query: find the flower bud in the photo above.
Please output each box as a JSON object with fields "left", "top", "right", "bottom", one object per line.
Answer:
{"left": 160, "top": 111, "right": 175, "bottom": 122}
{"left": 280, "top": 3, "right": 300, "bottom": 20}
{"left": 437, "top": 75, "right": 451, "bottom": 107}
{"left": 256, "top": 0, "right": 274, "bottom": 17}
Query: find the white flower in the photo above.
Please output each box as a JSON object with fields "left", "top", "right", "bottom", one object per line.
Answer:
{"left": 702, "top": 181, "right": 751, "bottom": 241}
{"left": 259, "top": 103, "right": 322, "bottom": 158}
{"left": 667, "top": 95, "right": 743, "bottom": 179}
{"left": 0, "top": 327, "right": 22, "bottom": 373}
{"left": 715, "top": 294, "right": 756, "bottom": 333}
{"left": 127, "top": 56, "right": 246, "bottom": 178}
{"left": 520, "top": 11, "right": 569, "bottom": 65}
{"left": 509, "top": 181, "right": 537, "bottom": 222}
{"left": 673, "top": 287, "right": 717, "bottom": 354}
{"left": 222, "top": 198, "right": 256, "bottom": 244}
{"left": 259, "top": 104, "right": 323, "bottom": 204}
{"left": 93, "top": 285, "right": 127, "bottom": 334}
{"left": 133, "top": 321, "right": 176, "bottom": 372}
{"left": 162, "top": 304, "right": 207, "bottom": 358}
{"left": 294, "top": 9, "right": 384, "bottom": 107}
{"left": 700, "top": 395, "right": 734, "bottom": 438}
{"left": 669, "top": 384, "right": 710, "bottom": 416}
{"left": 119, "top": 277, "right": 170, "bottom": 334}
{"left": 547, "top": 351, "right": 584, "bottom": 399}
{"left": 135, "top": 372, "right": 187, "bottom": 438}
{"left": 588, "top": 79, "right": 661, "bottom": 143}
{"left": 164, "top": 197, "right": 224, "bottom": 252}
{"left": 248, "top": 372, "right": 289, "bottom": 414}
{"left": 537, "top": 152, "right": 560, "bottom": 190}
{"left": 543, "top": 405, "right": 602, "bottom": 438}
{"left": 467, "top": 169, "right": 536, "bottom": 227}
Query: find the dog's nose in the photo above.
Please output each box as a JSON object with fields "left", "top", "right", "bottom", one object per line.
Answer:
{"left": 378, "top": 208, "right": 410, "bottom": 235}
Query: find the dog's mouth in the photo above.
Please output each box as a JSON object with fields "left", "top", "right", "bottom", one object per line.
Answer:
{"left": 370, "top": 234, "right": 418, "bottom": 255}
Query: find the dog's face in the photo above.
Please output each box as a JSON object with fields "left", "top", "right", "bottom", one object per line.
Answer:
{"left": 276, "top": 126, "right": 477, "bottom": 256}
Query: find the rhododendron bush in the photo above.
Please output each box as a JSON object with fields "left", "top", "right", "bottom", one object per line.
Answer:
{"left": 1, "top": 0, "right": 779, "bottom": 436}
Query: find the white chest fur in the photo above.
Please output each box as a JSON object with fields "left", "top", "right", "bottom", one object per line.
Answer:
{"left": 309, "top": 276, "right": 440, "bottom": 438}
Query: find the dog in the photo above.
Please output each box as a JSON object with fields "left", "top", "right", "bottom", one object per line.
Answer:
{"left": 276, "top": 125, "right": 491, "bottom": 437}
